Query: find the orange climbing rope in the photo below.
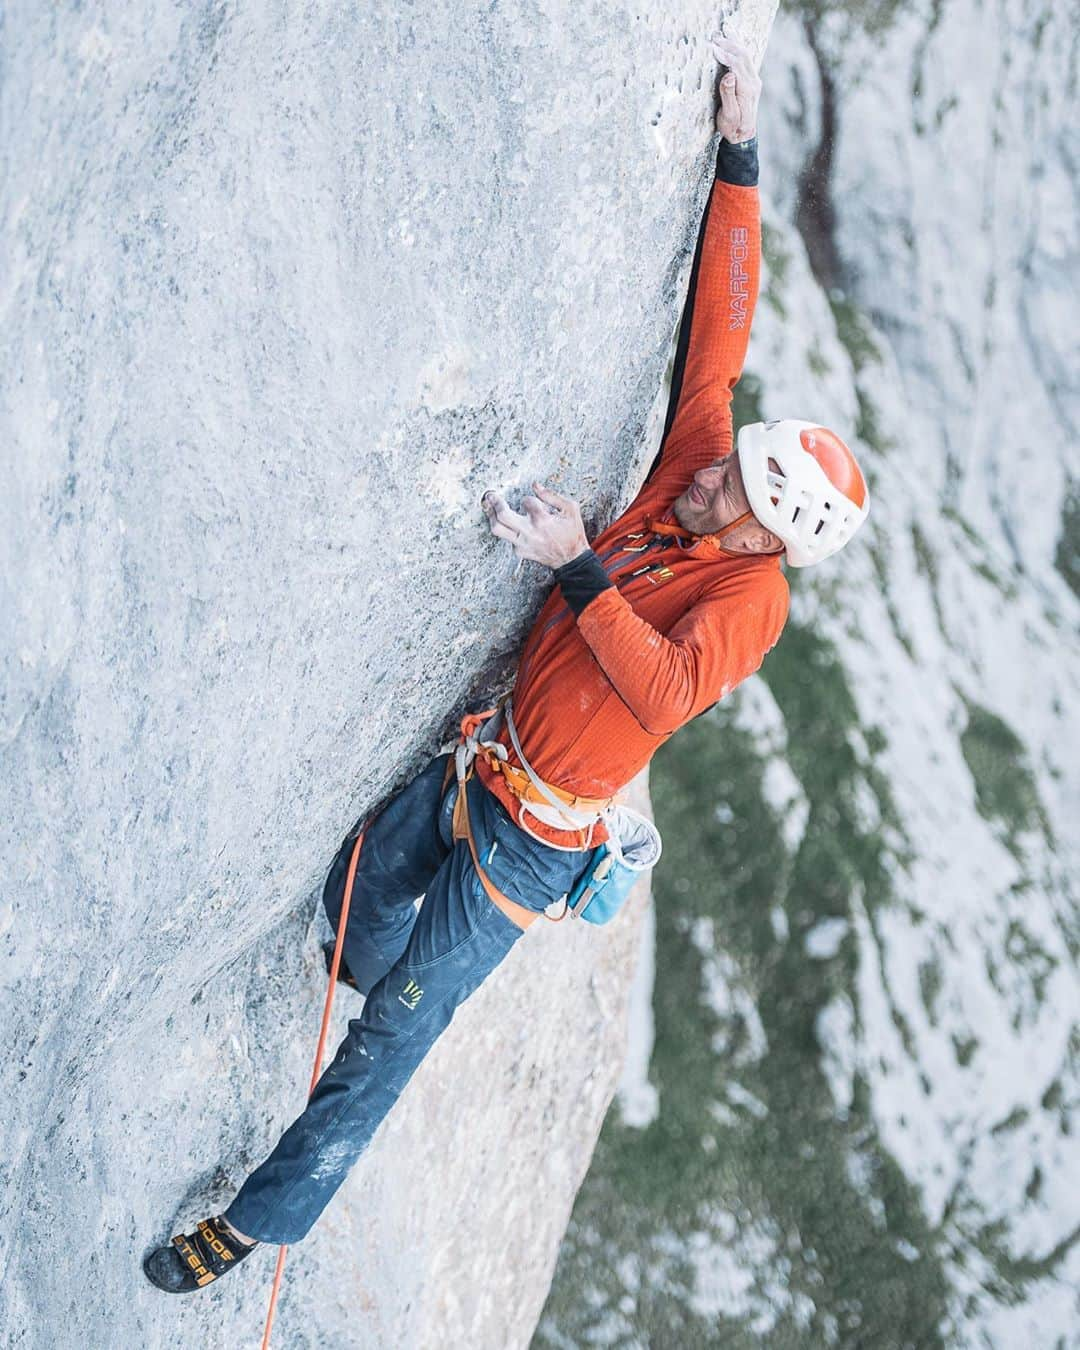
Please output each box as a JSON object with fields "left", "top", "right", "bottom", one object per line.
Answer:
{"left": 260, "top": 827, "right": 366, "bottom": 1350}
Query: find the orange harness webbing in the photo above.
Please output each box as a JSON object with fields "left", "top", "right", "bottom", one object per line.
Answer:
{"left": 450, "top": 708, "right": 598, "bottom": 929}
{"left": 459, "top": 707, "right": 612, "bottom": 824}
{"left": 491, "top": 758, "right": 610, "bottom": 819}
{"left": 449, "top": 761, "right": 541, "bottom": 931}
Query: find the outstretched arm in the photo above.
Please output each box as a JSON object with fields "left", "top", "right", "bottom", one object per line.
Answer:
{"left": 480, "top": 32, "right": 766, "bottom": 565}
{"left": 647, "top": 31, "right": 763, "bottom": 486}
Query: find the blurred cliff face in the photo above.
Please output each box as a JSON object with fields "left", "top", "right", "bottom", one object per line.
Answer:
{"left": 540, "top": 1, "right": 1079, "bottom": 1345}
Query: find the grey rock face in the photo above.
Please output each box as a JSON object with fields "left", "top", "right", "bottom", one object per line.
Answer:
{"left": 0, "top": 1, "right": 760, "bottom": 1345}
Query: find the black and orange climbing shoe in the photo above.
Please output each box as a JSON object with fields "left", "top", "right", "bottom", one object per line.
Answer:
{"left": 143, "top": 1214, "right": 257, "bottom": 1294}
{"left": 323, "top": 941, "right": 360, "bottom": 991}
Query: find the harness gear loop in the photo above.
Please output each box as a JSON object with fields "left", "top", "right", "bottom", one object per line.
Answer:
{"left": 260, "top": 826, "right": 366, "bottom": 1349}
{"left": 505, "top": 702, "right": 604, "bottom": 843}
{"left": 452, "top": 707, "right": 598, "bottom": 925}
{"left": 463, "top": 703, "right": 614, "bottom": 850}
{"left": 449, "top": 718, "right": 541, "bottom": 930}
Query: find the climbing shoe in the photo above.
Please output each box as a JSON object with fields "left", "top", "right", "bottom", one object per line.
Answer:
{"left": 143, "top": 1214, "right": 257, "bottom": 1293}
{"left": 323, "top": 940, "right": 360, "bottom": 992}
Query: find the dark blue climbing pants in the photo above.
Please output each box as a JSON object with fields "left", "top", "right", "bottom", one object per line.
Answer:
{"left": 225, "top": 753, "right": 591, "bottom": 1245}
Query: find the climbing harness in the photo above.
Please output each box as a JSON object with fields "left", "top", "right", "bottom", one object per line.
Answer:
{"left": 259, "top": 826, "right": 366, "bottom": 1350}
{"left": 457, "top": 703, "right": 613, "bottom": 849}
{"left": 448, "top": 704, "right": 572, "bottom": 929}
{"left": 449, "top": 742, "right": 543, "bottom": 930}
{"left": 505, "top": 701, "right": 609, "bottom": 845}
{"left": 451, "top": 704, "right": 662, "bottom": 929}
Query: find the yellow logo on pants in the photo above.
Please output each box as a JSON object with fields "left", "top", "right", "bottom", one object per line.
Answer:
{"left": 398, "top": 978, "right": 424, "bottom": 1010}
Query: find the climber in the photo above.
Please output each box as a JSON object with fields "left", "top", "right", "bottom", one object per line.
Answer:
{"left": 144, "top": 27, "right": 869, "bottom": 1293}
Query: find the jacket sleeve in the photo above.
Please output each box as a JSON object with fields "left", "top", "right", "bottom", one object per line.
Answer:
{"left": 645, "top": 137, "right": 762, "bottom": 490}
{"left": 572, "top": 568, "right": 788, "bottom": 737}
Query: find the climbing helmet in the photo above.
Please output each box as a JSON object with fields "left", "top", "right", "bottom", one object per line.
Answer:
{"left": 736, "top": 419, "right": 869, "bottom": 567}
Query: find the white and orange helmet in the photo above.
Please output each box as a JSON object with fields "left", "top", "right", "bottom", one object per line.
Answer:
{"left": 737, "top": 419, "right": 870, "bottom": 567}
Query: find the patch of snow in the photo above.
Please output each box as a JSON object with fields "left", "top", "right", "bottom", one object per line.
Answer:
{"left": 804, "top": 917, "right": 850, "bottom": 960}
{"left": 816, "top": 995, "right": 856, "bottom": 1116}
{"left": 725, "top": 1081, "right": 769, "bottom": 1120}
{"left": 762, "top": 756, "right": 810, "bottom": 852}
{"left": 690, "top": 918, "right": 769, "bottom": 1066}
{"left": 617, "top": 900, "right": 659, "bottom": 1129}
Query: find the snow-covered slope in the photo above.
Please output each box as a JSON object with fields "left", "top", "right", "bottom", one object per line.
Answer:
{"left": 539, "top": 1, "right": 1079, "bottom": 1346}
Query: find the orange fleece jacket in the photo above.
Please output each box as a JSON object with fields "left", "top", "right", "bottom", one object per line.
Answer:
{"left": 478, "top": 139, "right": 789, "bottom": 845}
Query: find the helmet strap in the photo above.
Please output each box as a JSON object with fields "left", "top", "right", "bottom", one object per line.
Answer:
{"left": 646, "top": 509, "right": 783, "bottom": 558}
{"left": 711, "top": 508, "right": 758, "bottom": 555}
{"left": 642, "top": 515, "right": 695, "bottom": 541}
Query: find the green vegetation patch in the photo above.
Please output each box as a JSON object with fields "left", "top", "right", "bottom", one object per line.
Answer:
{"left": 911, "top": 521, "right": 950, "bottom": 641}
{"left": 790, "top": 0, "right": 905, "bottom": 40}
{"left": 807, "top": 337, "right": 831, "bottom": 378}
{"left": 761, "top": 221, "right": 791, "bottom": 320}
{"left": 939, "top": 506, "right": 1019, "bottom": 600}
{"left": 829, "top": 293, "right": 882, "bottom": 375}
{"left": 825, "top": 293, "right": 893, "bottom": 461}
{"left": 868, "top": 534, "right": 916, "bottom": 659}
{"left": 958, "top": 701, "right": 1051, "bottom": 858}
{"left": 732, "top": 370, "right": 765, "bottom": 429}
{"left": 855, "top": 387, "right": 894, "bottom": 456}
{"left": 1054, "top": 480, "right": 1080, "bottom": 602}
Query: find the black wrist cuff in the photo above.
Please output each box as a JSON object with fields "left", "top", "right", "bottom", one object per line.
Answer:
{"left": 554, "top": 548, "right": 613, "bottom": 617}
{"left": 716, "top": 135, "right": 758, "bottom": 187}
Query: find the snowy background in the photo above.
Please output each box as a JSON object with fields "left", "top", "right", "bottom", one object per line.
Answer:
{"left": 539, "top": 1, "right": 1080, "bottom": 1346}
{"left": 2, "top": 0, "right": 1077, "bottom": 1347}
